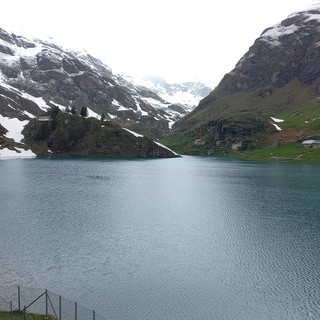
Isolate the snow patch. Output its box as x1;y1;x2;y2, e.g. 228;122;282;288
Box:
0;147;35;159
133;97;148;116
108;113;116;119
20;92;49;111
123;127;179;156
140;97;169;110
168;120;175;129
154;141;179;156
0;80;49;110
87;108;100;119
123;128;143;138
160;91;201;109
112;99;126;110
261;23;298;46
0;115;36;159
49;100;67;111
270;117;284;123
0;115;28;142
270;122;282;131
118;106;129;111
22;110;35;118
303;12;320;23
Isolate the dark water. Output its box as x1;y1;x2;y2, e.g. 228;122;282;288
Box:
0;156;320;319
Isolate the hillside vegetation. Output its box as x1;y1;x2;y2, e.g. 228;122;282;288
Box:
22;108;178;158
162;98;320;163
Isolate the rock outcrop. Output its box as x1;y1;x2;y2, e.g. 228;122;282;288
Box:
22;110;178;158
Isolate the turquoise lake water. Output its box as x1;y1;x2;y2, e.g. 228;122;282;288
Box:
0;156;319;319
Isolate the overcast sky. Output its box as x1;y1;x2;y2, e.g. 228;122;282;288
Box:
0;0;315;86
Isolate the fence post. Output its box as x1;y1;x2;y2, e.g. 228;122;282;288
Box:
59;295;62;320
18;286;21;312
75;302;77;320
10;301;13;320
45;290;48;317
93;310;96;320
23;305;26;320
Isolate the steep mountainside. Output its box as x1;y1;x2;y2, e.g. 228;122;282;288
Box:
0;27;192;142
171;4;320;154
0;27;184;158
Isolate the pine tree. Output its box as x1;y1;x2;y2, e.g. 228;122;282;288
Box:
100;113;105;122
50;106;60;129
71;105;77;115
51;106;60;119
80;106;88;118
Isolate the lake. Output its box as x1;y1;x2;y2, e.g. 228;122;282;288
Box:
0;156;319;319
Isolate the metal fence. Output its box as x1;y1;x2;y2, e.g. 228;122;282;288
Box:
0;286;107;320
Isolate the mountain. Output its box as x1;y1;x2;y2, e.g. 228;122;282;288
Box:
0;27;200;158
0;27;176;137
125;75;212;112
170;4;320;155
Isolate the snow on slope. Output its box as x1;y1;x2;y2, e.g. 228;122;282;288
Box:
0;26;210;146
121;74;211;111
123;127;179;156
261;3;320;47
0;74;50;111
0;115;35;158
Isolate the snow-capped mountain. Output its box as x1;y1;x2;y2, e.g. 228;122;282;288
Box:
0;26;210;156
122;75;212;113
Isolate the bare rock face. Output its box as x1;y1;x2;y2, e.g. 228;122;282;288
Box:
207;117;275;149
37;50;61;70
0;123;8;135
0;44;14;55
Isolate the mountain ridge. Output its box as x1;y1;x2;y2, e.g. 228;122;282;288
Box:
169;4;320;156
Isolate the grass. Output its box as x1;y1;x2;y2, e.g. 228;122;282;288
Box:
162;124;320;163
231;141;320;163
223;100;320;163
276;102;320;130
165;86;320;163
0;311;56;320
159;134;208;155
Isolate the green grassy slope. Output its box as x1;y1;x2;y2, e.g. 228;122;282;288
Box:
230;101;320;163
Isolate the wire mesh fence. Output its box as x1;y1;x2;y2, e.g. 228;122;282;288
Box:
0;286;107;320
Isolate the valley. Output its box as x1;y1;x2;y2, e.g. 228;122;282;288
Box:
2;4;320;162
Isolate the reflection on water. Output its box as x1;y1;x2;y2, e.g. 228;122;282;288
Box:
0;157;319;319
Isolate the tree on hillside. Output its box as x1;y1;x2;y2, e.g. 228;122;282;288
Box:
80;106;88;118
100;113;105;122
71;105;77;115
50;106;60;129
50;106;60;119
